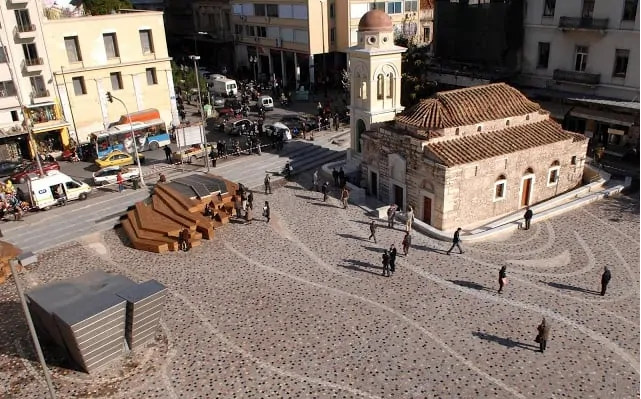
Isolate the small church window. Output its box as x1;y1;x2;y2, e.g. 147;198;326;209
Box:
377;74;384;99
361;81;367;100
477;126;482;132
494;175;507;201
387;74;394;98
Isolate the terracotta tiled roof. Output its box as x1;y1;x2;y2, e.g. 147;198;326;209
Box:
396;83;541;129
425;119;581;167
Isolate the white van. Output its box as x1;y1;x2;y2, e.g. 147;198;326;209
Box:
28;171;91;210
257;95;274;111
211;78;238;96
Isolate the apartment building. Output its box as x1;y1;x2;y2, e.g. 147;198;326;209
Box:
191;1;234;69
42;9;180;144
517;0;639;153
0;0;67;161
229;0;431;89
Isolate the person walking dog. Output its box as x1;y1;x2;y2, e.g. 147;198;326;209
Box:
523;207;533;230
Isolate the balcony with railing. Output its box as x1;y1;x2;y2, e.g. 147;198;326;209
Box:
7;0;28;6
32;89;50;99
21;57;44;73
558;17;609;32
553;69;601;85
13;24;36;40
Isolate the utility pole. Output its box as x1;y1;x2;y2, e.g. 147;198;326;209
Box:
189;55;210;171
105;92;146;187
320;0;328;98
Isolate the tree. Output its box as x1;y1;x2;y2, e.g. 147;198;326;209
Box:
71;0;132;15
341;69;350;93
396;37;437;107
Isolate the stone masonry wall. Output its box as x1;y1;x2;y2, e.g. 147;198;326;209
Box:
439;138;589;230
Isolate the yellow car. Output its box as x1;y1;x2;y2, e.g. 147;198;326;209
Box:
95;150;146;168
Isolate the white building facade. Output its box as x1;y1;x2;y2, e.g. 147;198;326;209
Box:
0;0;60;160
517;0;640;153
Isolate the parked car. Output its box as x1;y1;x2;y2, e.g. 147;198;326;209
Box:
224;99;242;114
280;115;318;131
211;96;225;107
10;161;61;184
0;160;22;178
95;150;146;169
226;119;255;136
264;122;292;141
92;165;141;186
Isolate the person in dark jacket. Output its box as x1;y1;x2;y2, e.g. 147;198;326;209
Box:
382;250;390;277
498;265;507;294
402;232;412;255
523;207;533;230
389;244;397;273
446;228;464;255
321;181;329;202
263;201;270;223
368;220;377;243
536;318;550;353
601;266;612;296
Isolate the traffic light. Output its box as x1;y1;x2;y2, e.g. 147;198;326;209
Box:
106;92;113;103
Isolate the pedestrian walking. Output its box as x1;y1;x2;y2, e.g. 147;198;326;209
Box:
245;205;253;224
601;266;611;296
368;220;377;243
312;170;319;191
264;174;272;194
332;168;339;186
117;171;124;193
402;232;412;255
263;201;271;222
163;145;172;163
498;265;507;294
338;167;345;187
234;195;242;218
341;187;349;209
247;191;254;209
387;204;397;228
389;244;397;273
446;228;465;255
405;206;414;233
535;318;550;353
382;250;391;277
523;206;533;230
321;181;329;202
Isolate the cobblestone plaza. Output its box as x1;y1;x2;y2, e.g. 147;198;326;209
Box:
0;183;639;398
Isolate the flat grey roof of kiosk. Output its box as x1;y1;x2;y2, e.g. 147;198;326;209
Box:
167;174;230;199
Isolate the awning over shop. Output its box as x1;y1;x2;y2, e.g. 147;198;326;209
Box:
537;101;573;120
569;107;637;127
32;120;71;133
0;128;27;139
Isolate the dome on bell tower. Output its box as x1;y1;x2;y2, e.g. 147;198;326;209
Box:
357;9;393;32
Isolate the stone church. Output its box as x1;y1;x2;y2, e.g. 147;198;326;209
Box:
348;10;589;231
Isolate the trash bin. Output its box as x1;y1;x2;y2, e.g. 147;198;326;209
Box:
131;177;140;190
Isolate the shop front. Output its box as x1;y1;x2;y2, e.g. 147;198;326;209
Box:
0;131;30;161
567;106;639;156
24;102;71;159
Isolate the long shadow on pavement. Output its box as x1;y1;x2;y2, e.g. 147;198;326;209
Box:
542;281;600;295
413;244;448;255
472;331;539;351
310;202;336;208
340;258;383;275
337;233;367;241
362;245;384;253
449;279;493;292
295;194;317;201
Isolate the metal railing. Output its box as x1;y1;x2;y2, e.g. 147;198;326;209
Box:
553;69;600;85
32;89;49;98
16;23;36;33
559;16;609;30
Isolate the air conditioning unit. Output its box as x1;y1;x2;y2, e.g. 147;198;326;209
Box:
275;38;282;47
240;15;247;21
254;37;260;42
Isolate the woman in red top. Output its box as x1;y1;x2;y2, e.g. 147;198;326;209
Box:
116;172;124;192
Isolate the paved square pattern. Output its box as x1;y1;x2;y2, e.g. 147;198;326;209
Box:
0;182;639;398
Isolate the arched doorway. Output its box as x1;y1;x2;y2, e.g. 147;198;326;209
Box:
356;119;366;153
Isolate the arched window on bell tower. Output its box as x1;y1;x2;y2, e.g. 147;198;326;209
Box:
386;73;394;99
376;74;384;99
356;74;362;99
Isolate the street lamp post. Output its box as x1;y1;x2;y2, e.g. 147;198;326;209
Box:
105;92;146;187
319;0;328;97
189;55;210;171
249;56;258;82
193;31;208;56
